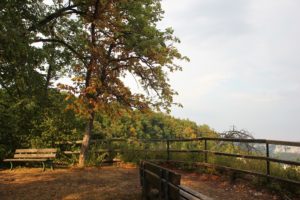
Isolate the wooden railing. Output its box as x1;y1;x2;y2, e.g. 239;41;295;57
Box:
165;137;300;186
57;137;300;185
140;160;213;200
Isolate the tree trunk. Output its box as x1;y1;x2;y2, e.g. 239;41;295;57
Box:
45;64;53;94
78;0;99;168
78;111;95;167
45;27;55;96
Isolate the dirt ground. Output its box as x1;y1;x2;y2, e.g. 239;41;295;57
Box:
0;165;141;200
178;170;298;200
0;165;299;200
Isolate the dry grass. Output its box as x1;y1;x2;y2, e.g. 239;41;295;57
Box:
0;166;141;200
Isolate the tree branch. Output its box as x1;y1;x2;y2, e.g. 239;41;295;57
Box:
110;56;140;63
29;4;84;31
33;38;87;66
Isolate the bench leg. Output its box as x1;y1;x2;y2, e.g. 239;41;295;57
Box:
50;160;54;171
42;162;45;172
10;162;13;170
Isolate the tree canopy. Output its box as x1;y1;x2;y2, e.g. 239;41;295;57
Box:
0;0;189;166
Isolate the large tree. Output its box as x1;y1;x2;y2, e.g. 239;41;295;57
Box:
2;0;187;167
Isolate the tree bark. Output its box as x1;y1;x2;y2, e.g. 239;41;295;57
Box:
78;111;95;167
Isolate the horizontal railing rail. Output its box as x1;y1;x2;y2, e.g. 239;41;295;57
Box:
55;137;300;146
57;137;300;186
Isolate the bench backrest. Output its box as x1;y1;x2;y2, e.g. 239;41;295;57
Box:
14;149;57;159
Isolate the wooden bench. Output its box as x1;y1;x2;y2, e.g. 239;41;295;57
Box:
3;148;57;171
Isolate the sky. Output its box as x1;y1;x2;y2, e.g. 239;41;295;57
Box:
157;0;300;141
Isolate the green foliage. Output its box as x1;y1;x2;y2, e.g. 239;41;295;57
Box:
93;111;216;139
86;144;109;167
29;90;85;148
0;0;85;160
0;89;85;160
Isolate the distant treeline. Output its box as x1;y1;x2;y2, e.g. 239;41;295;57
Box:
0;89;217;160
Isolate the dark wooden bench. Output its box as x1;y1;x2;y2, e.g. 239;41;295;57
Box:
140;160;213;200
3;148;57;171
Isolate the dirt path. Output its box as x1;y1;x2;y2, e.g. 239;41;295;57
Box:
0;166;141;200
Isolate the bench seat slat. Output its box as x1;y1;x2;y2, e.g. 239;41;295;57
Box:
4;159;48;162
14;154;56;159
15;149;57;153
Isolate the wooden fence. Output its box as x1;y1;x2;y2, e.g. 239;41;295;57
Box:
140;160;213;200
165;137;300;186
57;137;300;186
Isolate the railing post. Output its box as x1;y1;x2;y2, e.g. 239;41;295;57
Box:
266;141;270;176
164;171;169;200
108;139;112;162
141;161;147;199
159;168;163;199
167;139;170;161
204;138;208;163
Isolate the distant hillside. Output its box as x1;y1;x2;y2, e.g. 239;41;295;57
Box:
252;144;300;162
272;152;300;162
273;145;300;154
271;146;300;161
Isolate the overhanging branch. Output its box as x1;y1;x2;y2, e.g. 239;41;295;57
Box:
33;38;87;66
29;4;84;31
